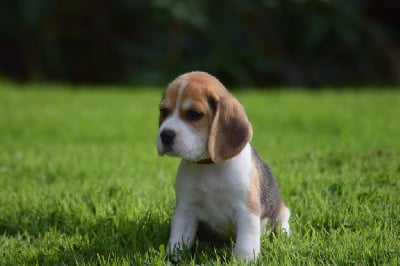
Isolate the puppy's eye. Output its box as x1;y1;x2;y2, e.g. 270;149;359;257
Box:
186;110;204;121
160;108;170;118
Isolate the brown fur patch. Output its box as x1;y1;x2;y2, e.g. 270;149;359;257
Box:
158;82;180;126
278;202;287;219
247;167;261;216
159;71;221;128
179;88;213;132
207;95;252;163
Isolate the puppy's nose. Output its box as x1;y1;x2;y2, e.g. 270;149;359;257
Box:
160;129;176;147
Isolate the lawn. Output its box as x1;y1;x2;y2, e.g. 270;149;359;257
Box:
0;82;399;265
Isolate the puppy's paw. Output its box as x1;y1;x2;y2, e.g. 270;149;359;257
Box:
167;253;182;264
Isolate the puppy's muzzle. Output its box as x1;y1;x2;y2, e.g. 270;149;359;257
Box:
160;129;176;149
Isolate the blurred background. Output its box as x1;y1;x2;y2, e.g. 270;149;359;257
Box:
0;0;399;88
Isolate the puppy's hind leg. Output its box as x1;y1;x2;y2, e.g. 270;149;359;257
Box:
277;203;291;236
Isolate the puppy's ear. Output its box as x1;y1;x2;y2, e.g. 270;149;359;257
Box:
208;94;253;163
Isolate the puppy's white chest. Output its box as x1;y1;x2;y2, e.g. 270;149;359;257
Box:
175;145;253;235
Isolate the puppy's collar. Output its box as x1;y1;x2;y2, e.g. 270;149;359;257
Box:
194;158;215;164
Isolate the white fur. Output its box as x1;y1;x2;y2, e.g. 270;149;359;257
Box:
278;207;291;235
167;144;261;260
157;113;207;160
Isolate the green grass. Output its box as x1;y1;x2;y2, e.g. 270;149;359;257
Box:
0;82;399;265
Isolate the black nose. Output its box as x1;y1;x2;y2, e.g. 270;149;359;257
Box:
160;129;176;147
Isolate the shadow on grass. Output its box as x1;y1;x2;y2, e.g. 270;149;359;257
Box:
1;207;241;264
66;212;171;264
0;209;172;264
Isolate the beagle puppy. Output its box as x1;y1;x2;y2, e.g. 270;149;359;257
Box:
157;71;290;261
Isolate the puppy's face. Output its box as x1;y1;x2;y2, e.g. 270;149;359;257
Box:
157;76;215;161
157;71;252;163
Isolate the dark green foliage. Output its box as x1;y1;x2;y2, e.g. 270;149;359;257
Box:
0;0;399;86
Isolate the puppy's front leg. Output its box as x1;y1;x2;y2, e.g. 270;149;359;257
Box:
234;211;261;261
167;205;198;260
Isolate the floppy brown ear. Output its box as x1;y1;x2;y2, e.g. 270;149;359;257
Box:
208;94;253;163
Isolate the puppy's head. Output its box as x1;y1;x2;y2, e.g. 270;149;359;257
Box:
157;71;252;163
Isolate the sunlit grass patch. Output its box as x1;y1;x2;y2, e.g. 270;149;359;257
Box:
1;84;399;264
